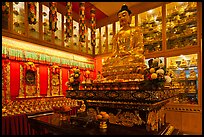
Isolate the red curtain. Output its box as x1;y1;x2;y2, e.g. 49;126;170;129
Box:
10;61;20;100
39;65;48;96
62;68;68;96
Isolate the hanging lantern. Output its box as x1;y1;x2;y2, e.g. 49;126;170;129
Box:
49;2;58;32
2;2;9;15
90;8;96;47
79;2;86;42
28;2;37;25
66;2;73;38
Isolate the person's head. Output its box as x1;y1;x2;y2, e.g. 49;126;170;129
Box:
117;4;132;27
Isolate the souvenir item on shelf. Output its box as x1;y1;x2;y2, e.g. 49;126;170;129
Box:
188;69;197;80
178;70;186;80
189;56;197;67
169;60;178;69
188;82;196;93
179;59;188;68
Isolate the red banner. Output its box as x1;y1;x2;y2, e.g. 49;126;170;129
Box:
39;65;48;96
62;68;68;96
10;61;20;100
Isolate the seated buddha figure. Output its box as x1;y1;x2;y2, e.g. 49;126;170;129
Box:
102;4;146;81
180;59;188;68
189;56;197;67
169;60;177;69
179;70;186;80
188;69;197;80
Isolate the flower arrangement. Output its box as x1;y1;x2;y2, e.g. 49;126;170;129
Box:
66;68;81;90
143;58;172;90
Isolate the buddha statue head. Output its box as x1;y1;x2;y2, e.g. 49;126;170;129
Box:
117;4;132;28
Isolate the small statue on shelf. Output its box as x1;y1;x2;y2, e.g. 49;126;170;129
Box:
188;69;197;80
189;56;197;67
180;59;188;68
169;60;178;69
188;82;196;93
179;70;186;80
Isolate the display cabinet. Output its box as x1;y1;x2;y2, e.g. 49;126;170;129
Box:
166;2;197;50
28;2;39;39
13;2;26;35
42;4;52;42
166;54;198;104
54;12;62;46
138;6;162;53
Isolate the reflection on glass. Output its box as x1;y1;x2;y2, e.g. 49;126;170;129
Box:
166;54;198;104
28;2;39;39
115;21;120;33
42;5;51;42
138;6;162;53
87;28;92;55
101;26;106;54
130;15;135;27
166;2;197;49
107;24;113;52
95;28;100;55
13;2;25;35
73;20;79;50
54;12;62;46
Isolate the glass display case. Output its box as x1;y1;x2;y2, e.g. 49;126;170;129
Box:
28;2;39;39
87;28;92;55
138;7;162;53
107;23;113;53
13;2;26;35
64;15;72;48
42;5;52;42
54;12;62;46
101;26;106;54
95;28;100;55
166;2;197;49
73;20;79;51
166;54;198;104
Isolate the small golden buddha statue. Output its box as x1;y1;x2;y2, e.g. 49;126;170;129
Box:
169;60;178;69
102;4;146;81
179;70;186;80
189;56;197;67
180;59;188;68
188;69;197;80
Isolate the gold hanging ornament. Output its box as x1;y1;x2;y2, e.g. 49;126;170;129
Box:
66;2;73;38
79;2;86;42
49;2;58;32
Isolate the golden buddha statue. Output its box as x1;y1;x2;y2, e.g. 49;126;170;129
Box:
189;56;197;67
180;59;188;68
179;70;186;80
188;69;197;80
102;4;146;81
169;60;177;69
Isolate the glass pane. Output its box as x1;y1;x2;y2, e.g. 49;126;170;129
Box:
166;53;198;104
54;12;62;45
107;23;113;52
166;2;197;49
101;26;106;54
64;15;72;48
2;2;9;30
87;28;92;55
130;15;135;27
42;5;52;42
73;20;79;50
28;2;39;39
115;21;120;33
13;2;25;35
138;6;162;53
95;28;100;55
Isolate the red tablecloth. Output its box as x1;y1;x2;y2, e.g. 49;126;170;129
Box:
2;107;79;135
